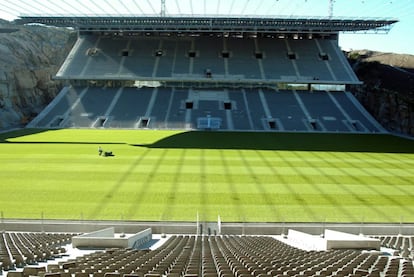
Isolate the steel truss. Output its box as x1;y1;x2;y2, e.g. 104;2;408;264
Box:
16;15;398;34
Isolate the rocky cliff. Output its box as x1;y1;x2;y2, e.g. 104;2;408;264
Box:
349;51;414;136
0;20;75;129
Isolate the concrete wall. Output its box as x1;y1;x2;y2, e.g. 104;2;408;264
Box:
286;229;381;251
287;229;326;250
324;229;380;250
2;219;414;236
72;227;152;249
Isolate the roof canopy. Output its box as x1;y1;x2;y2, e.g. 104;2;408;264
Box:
16;15;398;34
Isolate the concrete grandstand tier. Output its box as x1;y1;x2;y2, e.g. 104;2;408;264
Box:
4;234;412;277
55;34;361;85
29;86;385;133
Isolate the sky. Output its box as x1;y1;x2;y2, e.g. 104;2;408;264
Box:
0;0;413;55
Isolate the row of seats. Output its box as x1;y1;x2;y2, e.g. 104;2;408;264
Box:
30;86;383;133
378;235;414;250
0;232;76;271
58;35;358;84
7;235;414;277
372;235;414;259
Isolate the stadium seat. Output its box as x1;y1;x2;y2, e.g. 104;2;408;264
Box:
6;272;23;277
22;266;46;277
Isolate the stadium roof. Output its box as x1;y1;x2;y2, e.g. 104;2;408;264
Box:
16;15;397;34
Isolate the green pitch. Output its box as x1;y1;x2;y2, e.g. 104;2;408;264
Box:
1;129;414;223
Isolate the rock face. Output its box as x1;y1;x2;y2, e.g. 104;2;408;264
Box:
349;51;414;137
353;86;414;136
0;21;75;129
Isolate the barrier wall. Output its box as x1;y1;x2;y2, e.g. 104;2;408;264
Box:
72;227;152;249
2;220;414;236
324;229;381;250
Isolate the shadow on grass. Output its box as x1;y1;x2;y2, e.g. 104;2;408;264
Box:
136;131;414;153
2;129;414;153
0;128;121;145
0;128;49;142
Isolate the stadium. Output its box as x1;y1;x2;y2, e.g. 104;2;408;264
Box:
1;0;414;276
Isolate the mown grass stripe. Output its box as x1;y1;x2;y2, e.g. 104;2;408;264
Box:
1;129;414;222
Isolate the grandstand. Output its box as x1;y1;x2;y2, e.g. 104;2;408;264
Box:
1;230;414;277
3;3;414;277
22;15;394;133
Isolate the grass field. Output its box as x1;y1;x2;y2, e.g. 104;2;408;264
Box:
1;128;414;223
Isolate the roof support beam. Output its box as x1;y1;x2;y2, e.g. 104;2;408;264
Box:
15;0;45;15
189;0;194;15
228;0;236;15
56;0;88;16
0;3;24;17
174;0;181;14
35;0;66;14
15;15;398;35
131;0;146;15
73;0;107;15
103;0;121;15
118;1;136;16
145;0;157;15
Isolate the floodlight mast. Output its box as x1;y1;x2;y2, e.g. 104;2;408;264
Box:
161;0;166;16
329;0;335;18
